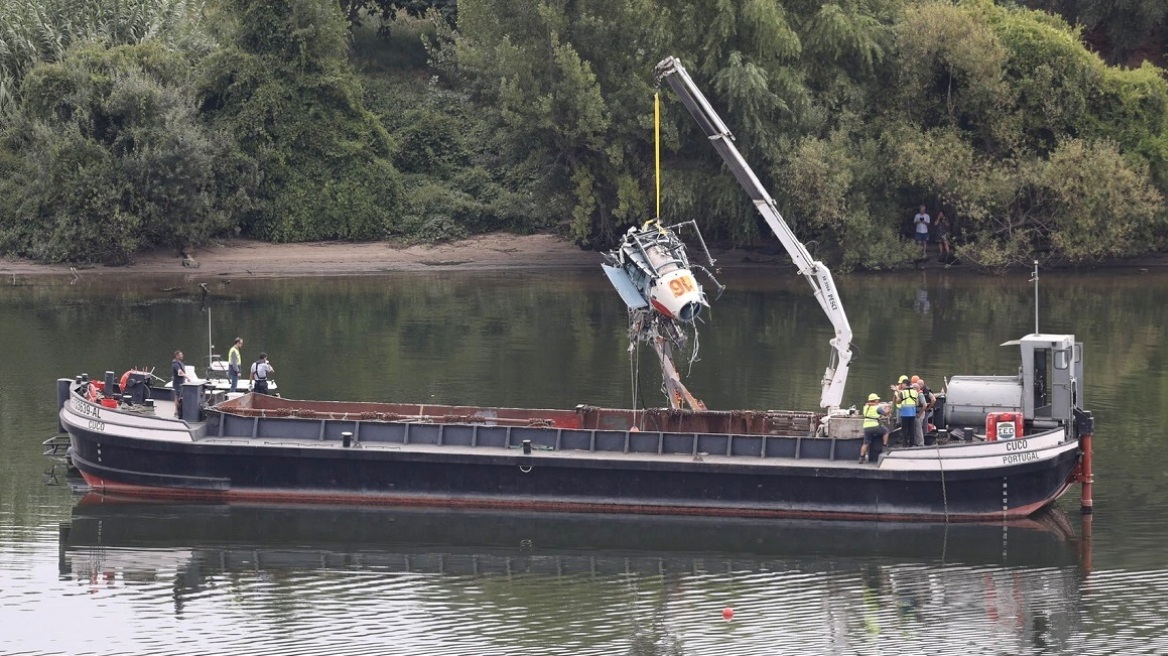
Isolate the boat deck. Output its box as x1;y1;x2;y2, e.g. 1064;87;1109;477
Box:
103;393;1069;474
60;382;1085;520
190;431;884;470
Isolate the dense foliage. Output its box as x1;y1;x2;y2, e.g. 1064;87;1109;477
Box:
199;0;403;242
338;0;457;28
15;48;255;262
0;0;1166;268
429;0;1168;268
0;0;214;115
1020;0;1167;67
0;4;238;263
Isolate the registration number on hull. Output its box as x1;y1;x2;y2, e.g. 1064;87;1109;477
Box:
72;397;101;419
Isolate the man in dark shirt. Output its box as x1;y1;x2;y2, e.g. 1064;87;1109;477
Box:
250;352;274;395
172;350;185;417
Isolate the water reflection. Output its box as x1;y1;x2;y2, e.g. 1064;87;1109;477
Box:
5;269;1168;655
56;499;1088;656
914;272;931;314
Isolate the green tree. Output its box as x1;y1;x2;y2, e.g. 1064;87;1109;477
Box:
0;42;252;264
1036;138;1163;262
1019;0;1168;66
0;0;212;116
200;0;403;241
436;0;666;245
339;0;456;28
879;1;1168;265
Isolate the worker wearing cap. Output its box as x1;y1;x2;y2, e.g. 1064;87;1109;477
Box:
895;376;921;447
859;393;890;463
893;374;909;402
890;375;908;445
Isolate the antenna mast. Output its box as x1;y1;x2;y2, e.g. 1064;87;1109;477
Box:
207;306;214;369
1029;260;1039;334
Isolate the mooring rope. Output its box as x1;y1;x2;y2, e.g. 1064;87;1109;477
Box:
936;440;949;522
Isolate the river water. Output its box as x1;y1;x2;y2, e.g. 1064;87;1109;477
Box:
1;266;1165;655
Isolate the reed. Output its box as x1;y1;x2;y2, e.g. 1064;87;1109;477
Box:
0;0;210;114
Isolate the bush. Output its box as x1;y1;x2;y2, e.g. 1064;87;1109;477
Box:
0;42;249;264
955;231;1033;273
394;107;469;175
200;0;403;242
1039;138;1164;261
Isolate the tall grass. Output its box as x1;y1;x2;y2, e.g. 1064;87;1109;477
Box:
0;0;212;114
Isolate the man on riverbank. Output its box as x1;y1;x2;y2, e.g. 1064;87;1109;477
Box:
913;205;931;257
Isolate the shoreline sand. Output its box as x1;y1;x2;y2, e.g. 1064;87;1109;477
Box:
0;234;607;278
2;232;1164;278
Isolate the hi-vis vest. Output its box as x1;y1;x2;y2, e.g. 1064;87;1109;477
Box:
863;403;882;428
897;388;918;410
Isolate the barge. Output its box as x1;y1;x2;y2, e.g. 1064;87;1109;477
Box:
55;332;1092;521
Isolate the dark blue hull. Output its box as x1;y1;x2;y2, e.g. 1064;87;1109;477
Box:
66;420;1081;521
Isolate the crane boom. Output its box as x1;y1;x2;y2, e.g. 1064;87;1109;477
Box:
653;56;854;412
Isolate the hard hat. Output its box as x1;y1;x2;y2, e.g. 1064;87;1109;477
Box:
911;375;921;384
898;375;908;384
868;393;880;401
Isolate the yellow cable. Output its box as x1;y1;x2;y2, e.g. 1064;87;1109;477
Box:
655;91;661;222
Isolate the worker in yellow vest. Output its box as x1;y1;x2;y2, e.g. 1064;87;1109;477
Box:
860;393;891;464
227;337;244;393
896;378;921;446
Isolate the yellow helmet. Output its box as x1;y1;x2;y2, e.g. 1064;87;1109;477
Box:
897;375;908;384
868;393;880;401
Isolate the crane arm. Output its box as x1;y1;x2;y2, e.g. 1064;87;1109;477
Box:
653;56;854;411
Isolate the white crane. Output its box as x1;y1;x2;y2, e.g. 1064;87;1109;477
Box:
654;56;854;412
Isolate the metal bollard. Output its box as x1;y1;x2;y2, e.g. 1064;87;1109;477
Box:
56;378;72;433
180;382;202;422
519;439;533;473
342;431;352;448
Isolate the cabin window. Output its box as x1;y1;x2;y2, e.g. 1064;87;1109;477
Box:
1032;347;1051;415
1054;347;1071;370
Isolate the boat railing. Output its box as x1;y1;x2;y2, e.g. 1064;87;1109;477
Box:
209;407;862;463
42;434;71;458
